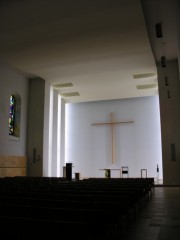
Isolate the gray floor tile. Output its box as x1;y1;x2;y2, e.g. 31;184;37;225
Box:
124;187;180;240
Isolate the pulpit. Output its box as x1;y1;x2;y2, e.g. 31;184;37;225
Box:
66;163;73;181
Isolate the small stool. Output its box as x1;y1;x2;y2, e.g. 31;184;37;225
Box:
74;172;80;181
122;166;129;178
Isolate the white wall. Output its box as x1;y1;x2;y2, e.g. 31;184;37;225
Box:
50;90;66;177
43;82;53;176
65;96;162;180
0;61;28;156
43;83;66;177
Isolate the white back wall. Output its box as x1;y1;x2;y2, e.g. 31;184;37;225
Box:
65;96;162;180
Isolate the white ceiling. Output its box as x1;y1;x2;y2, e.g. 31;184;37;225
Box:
0;0;178;103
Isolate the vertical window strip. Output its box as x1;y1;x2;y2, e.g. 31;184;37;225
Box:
9;95;16;135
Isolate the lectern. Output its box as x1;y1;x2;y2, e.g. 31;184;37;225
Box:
66;163;73;181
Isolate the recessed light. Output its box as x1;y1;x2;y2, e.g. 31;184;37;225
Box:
133;73;157;79
60;92;80;97
53;83;73;88
136;84;157;89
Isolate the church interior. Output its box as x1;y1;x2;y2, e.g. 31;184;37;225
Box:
0;0;180;239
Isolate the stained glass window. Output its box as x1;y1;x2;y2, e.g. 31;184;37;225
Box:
9;95;16;135
8;93;21;140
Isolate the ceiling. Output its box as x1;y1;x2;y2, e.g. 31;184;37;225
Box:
0;0;179;103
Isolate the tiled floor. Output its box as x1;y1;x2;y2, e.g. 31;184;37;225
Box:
124;186;180;240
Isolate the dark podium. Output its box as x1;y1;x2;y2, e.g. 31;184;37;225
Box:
66;163;73;181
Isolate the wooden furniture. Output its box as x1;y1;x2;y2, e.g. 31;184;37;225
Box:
0;176;155;239
92;112;134;164
99;168;121;178
0;156;27;177
74;172;80;181
121;166;129;178
66;163;73;181
141;169;147;178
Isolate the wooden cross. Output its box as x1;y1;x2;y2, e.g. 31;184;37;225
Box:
91;112;134;164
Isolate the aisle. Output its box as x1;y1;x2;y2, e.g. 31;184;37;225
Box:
124;187;180;240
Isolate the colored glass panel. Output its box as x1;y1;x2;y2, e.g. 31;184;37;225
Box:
9;95;16;135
